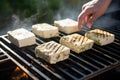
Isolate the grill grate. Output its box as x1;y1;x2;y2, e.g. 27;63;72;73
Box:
0;48;10;64
0;28;120;80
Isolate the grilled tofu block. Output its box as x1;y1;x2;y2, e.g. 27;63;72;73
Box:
7;28;36;47
85;29;115;46
32;23;59;38
54;18;78;34
60;34;94;53
35;41;70;64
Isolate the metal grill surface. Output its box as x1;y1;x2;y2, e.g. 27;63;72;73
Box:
0;28;120;80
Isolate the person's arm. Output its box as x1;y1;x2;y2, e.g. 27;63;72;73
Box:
78;0;112;30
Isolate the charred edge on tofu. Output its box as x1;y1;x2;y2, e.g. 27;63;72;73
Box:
92;29;112;39
67;35;89;45
44;42;65;54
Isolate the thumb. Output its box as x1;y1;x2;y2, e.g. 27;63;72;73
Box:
86;14;98;28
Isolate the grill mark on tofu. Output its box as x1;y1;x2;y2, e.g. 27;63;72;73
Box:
41;42;63;55
83;37;88;44
81;37;84;45
76;35;81;42
104;31;109;37
79;36;84;45
64;34;89;46
100;30;105;38
81;37;88;45
56;45;65;54
46;42;54;49
49;42;65;54
93;29;113;38
103;31;106;37
94;29;104;38
50;43;58;52
54;45;63;53
71;35;88;45
44;42;50;49
52;43;61;53
106;31;112;36
97;29;101;37
70;35;81;43
106;32;109;36
46;42;65;54
69;36;74;42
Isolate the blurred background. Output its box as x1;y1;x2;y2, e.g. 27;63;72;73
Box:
0;0;90;35
0;0;120;35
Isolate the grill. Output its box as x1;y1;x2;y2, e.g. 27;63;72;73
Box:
0;48;10;64
0;26;120;80
0;47;16;80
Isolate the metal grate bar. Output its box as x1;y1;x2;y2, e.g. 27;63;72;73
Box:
68;58;91;75
24;48;66;80
1;37;68;80
0;45;39;80
27;44;89;77
92;48;117;63
70;53;99;71
81;54;106;68
85;50;111;66
0;38;50;80
0;48;10;63
93;45;120;60
54;64;78;80
58;62;83;78
0;28;120;80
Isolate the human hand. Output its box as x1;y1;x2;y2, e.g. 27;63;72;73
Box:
78;0;112;30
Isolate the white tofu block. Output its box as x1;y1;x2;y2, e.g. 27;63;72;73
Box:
54;18;78;34
35;41;70;64
7;28;36;47
60;34;94;53
32;23;59;38
85;29;115;46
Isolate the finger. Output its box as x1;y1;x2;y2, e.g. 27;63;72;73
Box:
78;14;84;30
78;7;93;30
84;15;89;24
86;14;98;28
77;18;83;30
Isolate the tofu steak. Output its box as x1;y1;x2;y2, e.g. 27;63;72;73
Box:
85;29;115;46
60;34;94;53
35;41;70;64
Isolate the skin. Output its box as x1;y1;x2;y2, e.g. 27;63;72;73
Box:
78;0;112;30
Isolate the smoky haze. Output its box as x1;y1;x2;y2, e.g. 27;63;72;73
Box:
0;0;119;35
54;0;89;20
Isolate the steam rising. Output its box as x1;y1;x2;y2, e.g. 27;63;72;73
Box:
0;13;39;35
0;0;119;35
54;0;120;30
54;0;89;20
11;13;38;30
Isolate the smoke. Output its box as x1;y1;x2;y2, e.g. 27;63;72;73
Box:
11;13;38;30
0;12;40;35
0;0;119;35
54;0;89;20
3;0;88;34
54;0;120;30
